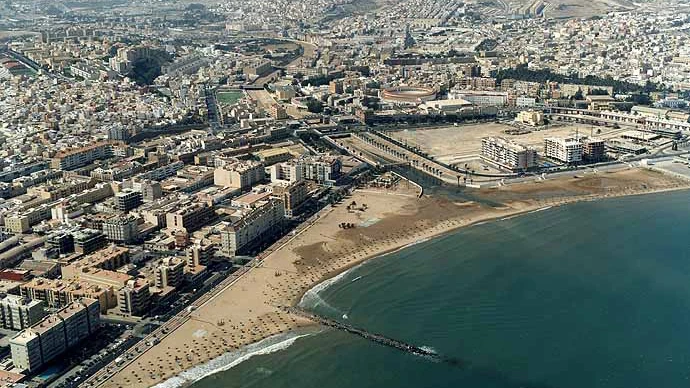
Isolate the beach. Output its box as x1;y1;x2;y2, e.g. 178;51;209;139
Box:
103;166;690;388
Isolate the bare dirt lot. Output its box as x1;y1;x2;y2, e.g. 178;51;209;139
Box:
389;122;625;167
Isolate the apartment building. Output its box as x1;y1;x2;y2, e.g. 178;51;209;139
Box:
118;279;150;316
166;202;216;233
300;156;342;184
516;110;545;126
46;233;74;255
102;215;140;244
115;189;143;212
213;161;265;189
27;177;95;201
448;90;508;106
19;278;113;313
0;295;47;331
220;200;285;256
270;162;302;183
481;137;538;171
544;137;584;164
50;142;114;171
154;257;185;289
73;229;107;255
271;180;308;217
4;204;53;234
138;161;185;181
582;138;606;162
10;298;100;373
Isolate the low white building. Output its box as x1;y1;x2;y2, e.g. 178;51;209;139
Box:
448;90;508;107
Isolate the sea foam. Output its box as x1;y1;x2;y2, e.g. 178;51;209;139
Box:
298;261;365;310
299;237;433;310
152;331;311;388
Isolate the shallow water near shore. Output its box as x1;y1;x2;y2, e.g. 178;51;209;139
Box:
189;189;690;388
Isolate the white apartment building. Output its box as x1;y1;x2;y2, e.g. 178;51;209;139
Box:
448;90;509;107
270;162;302;183
155;257;185;289
0;295;46;331
544;137;584;164
220;200;285;256
481;137;538;171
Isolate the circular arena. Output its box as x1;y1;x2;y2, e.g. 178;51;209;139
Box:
381;86;437;104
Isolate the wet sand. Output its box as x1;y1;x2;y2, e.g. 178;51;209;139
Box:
103;167;690;388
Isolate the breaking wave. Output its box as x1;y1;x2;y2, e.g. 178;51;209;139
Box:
151;331;311;388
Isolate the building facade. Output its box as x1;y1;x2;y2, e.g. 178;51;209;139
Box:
220;200;285;256
0;295;47;331
544;137;584;164
481;137;538;171
102;216;139;244
10;299;100;373
213;161;265;189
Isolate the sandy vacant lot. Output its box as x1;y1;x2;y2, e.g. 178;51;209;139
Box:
390;123;625;166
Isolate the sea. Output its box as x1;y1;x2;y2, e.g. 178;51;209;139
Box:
172;189;690;388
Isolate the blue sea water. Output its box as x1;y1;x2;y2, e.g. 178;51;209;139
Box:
190;190;690;388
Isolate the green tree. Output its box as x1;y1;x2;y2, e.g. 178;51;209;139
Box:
306;99;323;113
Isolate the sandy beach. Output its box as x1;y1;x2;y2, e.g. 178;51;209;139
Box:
103;167;690;388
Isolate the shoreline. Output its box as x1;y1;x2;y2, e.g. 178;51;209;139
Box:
104;167;690;388
178;183;690;388
291;182;690;310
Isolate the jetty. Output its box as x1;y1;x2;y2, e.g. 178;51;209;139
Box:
286;307;443;361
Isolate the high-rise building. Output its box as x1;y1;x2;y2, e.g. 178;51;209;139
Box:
107;126;132;142
481;137;538;171
582;138;605;162
220;200;285;256
187;243;214;267
544;137;584;164
269;104;288;120
118;279;150;316
155;257;185;289
115;189;143;212
10;299;100;373
46;233;74;255
102;215;139;244
165;202;216;233
271;180;308;217
0;295;47;331
300;156;341;185
141;181;163;202
329;80;344;94
9;329;41;372
73;229;107;255
270;162;302;183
